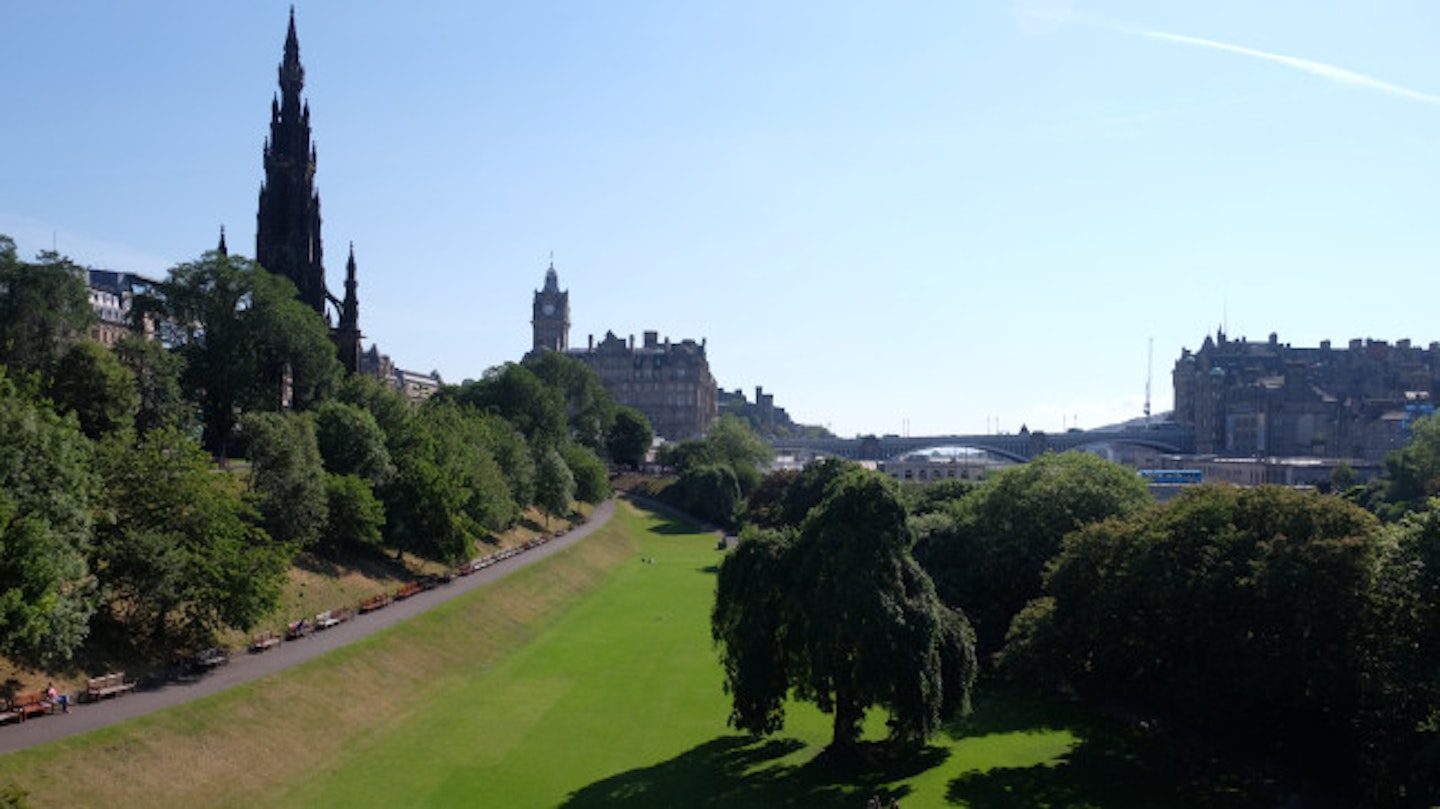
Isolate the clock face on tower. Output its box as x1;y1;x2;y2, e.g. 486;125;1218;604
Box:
542;303;555;316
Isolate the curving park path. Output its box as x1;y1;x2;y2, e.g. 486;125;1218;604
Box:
0;498;617;755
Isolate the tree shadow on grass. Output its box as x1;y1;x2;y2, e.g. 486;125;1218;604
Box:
650;516;705;536
560;735;949;808
944;705;1277;809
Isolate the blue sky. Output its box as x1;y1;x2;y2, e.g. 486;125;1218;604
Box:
4;1;1439;438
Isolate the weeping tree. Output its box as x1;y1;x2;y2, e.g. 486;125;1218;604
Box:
713;467;976;754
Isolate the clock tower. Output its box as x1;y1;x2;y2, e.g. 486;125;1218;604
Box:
531;261;569;354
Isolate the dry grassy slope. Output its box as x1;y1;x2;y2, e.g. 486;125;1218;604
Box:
0;501;636;809
0;504;592;699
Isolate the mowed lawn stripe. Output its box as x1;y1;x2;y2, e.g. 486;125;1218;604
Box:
275;503;748;807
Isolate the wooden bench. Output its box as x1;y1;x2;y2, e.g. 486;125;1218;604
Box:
393;581;423;600
314;607;353;630
250;630;281;653
285;618;310;640
11;693;50;722
85;673;135;702
359;593;390;613
193;647;229;671
0;699;21;725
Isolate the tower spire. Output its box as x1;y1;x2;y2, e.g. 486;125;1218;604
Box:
256;6;326;315
280;6;304;98
217;225;228;257
334;242;362;374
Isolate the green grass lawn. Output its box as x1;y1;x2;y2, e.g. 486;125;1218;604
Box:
0;501;1273;808
271;503;1199;809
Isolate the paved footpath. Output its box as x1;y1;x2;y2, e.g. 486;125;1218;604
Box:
0;498;617;755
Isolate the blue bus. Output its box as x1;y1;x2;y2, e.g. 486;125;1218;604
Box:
1138;469;1202;485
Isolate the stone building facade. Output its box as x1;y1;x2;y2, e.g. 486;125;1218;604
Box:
1173;329;1439;462
529;265;718;441
86;270;157;347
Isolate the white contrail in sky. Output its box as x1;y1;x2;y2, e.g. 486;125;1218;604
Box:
1128;27;1440;106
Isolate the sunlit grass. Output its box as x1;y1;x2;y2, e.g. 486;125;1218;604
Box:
0;500;1257;808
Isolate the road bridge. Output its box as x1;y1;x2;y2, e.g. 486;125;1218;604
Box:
771;423;1195;463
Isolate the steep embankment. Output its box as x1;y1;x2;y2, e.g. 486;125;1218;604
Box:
0;503;636;808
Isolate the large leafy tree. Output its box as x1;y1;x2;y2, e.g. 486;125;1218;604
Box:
337;372;415;454
535;447;576;527
144;251;341;457
314;400;394;486
914;451;1152;657
0;238;96;376
698;414;774;496
523;350;616;449
240;411;329;548
1003;484;1381;795
46;340;139;440
673;464;744;527
1383;413;1440;516
113;333;192;435
713;467;976;752
324;473;386;552
94;427;289;648
1366;503;1440;802
448;363;566;452
606;405;653;467
560;442;610;504
0;371;99;664
383;402;517;561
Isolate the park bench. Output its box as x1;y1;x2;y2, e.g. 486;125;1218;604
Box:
393;581;423;600
285;618;311;640
250;630;281;653
84;673;135;702
0;698;20;725
193;647;230;671
359;593;390;613
417;572;451;590
10;693;51;721
314;608;352;630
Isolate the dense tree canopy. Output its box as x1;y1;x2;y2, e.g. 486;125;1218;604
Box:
383;402;518;562
113;333;191;435
606;405;653;467
47;340;138;440
660;414;774;527
0;372;99;663
560;442;610;505
323;473;386;552
143;251;341;457
240;412;329;548
913;451;1152;657
95;427;290;648
0;237;646;675
449;363;566;452
713;466;975;751
1002;484;1383;796
523;351;616;449
1383;413;1440;516
1367;503;1440;802
0;240;96;377
535;448;576;527
314;400;394;486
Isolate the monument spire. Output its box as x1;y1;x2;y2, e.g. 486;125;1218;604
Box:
334;243;363;374
256;6;326;315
